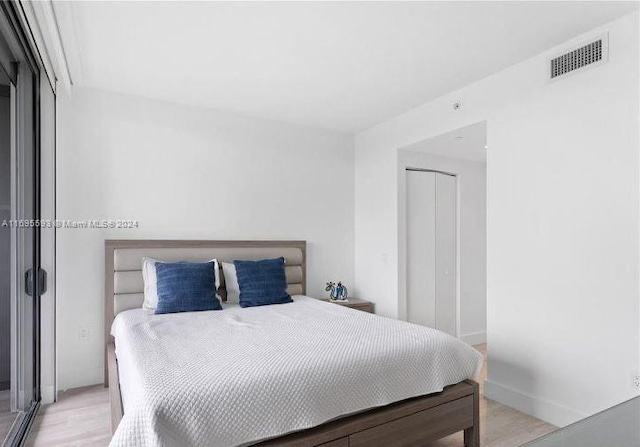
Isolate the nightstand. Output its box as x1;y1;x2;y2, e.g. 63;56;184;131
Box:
320;297;374;313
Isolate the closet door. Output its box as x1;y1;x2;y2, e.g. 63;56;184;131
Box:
435;173;457;336
406;170;436;327
406;170;457;336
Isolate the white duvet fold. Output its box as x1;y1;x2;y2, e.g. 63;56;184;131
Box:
110;295;483;447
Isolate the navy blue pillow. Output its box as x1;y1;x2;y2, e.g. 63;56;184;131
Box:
234;257;293;308
155;261;222;314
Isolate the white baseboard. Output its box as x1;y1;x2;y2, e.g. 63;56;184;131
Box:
460;331;486;346
484;379;586;427
57;366;104;392
41;385;55;404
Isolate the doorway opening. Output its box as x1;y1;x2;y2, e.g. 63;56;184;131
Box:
398;121;487;345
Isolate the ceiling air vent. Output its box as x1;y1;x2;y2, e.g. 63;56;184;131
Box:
549;33;608;81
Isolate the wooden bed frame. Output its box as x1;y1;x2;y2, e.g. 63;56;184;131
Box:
104;239;480;447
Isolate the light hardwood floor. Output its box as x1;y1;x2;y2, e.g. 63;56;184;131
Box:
26;344;557;447
26;385;110;447
425;344;557;447
1;389;20;445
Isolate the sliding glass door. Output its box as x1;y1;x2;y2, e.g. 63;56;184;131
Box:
12;53;41;443
0;2;43;445
0;58;14;445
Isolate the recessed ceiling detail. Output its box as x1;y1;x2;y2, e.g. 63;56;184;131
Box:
402;121;488;163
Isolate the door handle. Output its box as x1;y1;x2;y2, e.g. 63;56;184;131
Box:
25;268;47;297
25;269;33;296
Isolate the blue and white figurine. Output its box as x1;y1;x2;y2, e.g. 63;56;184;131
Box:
325;281;349;302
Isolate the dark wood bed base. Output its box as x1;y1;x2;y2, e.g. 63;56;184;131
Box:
105;240;480;446
107;342;479;446
255;379;479;447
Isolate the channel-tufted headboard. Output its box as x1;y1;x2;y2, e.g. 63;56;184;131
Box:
104;239;306;383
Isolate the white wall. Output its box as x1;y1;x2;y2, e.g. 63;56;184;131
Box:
398;150;486;344
40;73;56;403
354;12;639;426
57;87;355;390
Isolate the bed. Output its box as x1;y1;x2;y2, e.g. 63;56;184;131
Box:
105;239;483;447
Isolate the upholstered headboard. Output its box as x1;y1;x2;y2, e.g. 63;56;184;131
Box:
104;239;306;383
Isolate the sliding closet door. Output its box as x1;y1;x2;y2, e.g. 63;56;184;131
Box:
406;171;437;327
434;173;457;336
406;169;457;336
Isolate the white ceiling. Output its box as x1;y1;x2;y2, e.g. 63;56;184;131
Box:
55;1;638;133
403;121;487;162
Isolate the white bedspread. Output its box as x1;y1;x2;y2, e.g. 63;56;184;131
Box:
110;295;483;447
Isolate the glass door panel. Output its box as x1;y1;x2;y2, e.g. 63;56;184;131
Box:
14;57;38;415
0;59;14;446
0;2;42;445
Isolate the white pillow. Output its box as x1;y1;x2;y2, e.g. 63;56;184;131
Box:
221;261;240;304
142;257;160;310
142;257;220;310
